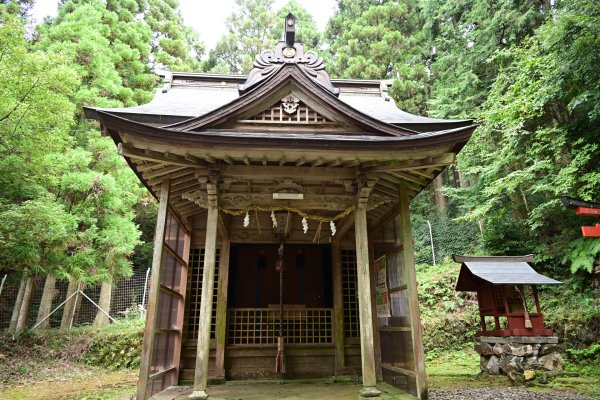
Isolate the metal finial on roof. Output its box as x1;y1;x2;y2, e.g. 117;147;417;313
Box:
284;13;296;46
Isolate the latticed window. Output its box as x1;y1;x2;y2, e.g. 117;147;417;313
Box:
239;100;333;124
184;248;220;340
341;249;359;338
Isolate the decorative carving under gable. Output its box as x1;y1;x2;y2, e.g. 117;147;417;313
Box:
238;41;340;96
281;95;300;114
239;98;333;124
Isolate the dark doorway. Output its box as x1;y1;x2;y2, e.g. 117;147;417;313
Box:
228;244;332;308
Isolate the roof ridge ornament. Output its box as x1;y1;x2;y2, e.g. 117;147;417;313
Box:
238;14;340;97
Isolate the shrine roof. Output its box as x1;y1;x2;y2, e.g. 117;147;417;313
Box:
453;255;561;291
84;71;471;132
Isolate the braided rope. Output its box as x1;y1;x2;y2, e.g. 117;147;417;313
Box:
220;204;356;223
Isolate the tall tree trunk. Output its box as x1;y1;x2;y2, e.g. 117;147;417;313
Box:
60;280;80;329
432;174;447;215
457;170;470;189
9;274;27;332
15;275;35;331
36;275;57;328
93;277;113;327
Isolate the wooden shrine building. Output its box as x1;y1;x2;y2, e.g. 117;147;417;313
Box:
454;255;561;337
85;15;477;400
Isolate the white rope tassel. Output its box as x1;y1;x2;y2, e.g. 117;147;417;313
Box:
330;220;336;236
271;211;278;228
243;211;250;228
302;217;308;234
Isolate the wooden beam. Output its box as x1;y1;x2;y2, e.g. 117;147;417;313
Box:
220;165;355;181
312;158;325;167
137;179;170;400
136;162;163;172
244;156;251;165
388;171;428;186
204;155;216;164
295;157;306;166
190;183;219;400
182;192;355;211
367;154;455;173
217;212;229;239
223;155;234;165
119;143;202;167
143;165;187;180
148;168;197;186
398;184;428;399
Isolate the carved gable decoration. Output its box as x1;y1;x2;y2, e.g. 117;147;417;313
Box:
238;39;339;96
238;95;334;125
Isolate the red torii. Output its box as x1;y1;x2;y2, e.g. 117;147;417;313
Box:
561;196;600;237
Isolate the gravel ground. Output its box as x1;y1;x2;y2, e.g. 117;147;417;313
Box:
430;387;592;400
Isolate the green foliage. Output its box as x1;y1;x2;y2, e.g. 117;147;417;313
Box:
209;0;279;74
145;0;205;71
209;0;321;74
326;0;428;114
416;260;480;351
81;322;144;370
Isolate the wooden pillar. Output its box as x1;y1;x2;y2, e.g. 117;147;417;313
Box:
331;242;345;373
398;185;427;399
214;233;230;379
190;183;219;400
137;179;170;400
36;274;57;328
354;187;381;398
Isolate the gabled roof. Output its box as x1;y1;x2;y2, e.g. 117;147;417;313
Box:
453;255;561;291
84;71;473;133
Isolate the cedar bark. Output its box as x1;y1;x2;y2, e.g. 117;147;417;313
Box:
9;274;27;332
432;174;447;215
15;275;35;331
60;280;79;329
36;274;57;328
93;277;113;327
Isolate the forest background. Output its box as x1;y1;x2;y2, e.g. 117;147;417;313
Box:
0;0;598;360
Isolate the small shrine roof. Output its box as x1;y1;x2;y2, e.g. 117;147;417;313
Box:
453;255;561;291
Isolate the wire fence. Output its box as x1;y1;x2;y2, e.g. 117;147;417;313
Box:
0;268;150;330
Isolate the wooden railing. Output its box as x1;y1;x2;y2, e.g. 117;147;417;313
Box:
228;308;333;345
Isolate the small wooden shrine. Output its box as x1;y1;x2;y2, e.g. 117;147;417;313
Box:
454;255;561;337
84;15;477;400
561;196;600;237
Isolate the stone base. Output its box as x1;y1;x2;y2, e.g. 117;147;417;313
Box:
188;390;209;400
474;336;564;384
359;386;382;398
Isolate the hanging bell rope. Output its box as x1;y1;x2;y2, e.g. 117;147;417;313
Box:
275;240;286;374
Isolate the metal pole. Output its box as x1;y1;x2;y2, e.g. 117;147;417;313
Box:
427;220;436;266
79;290;117;324
32;290;79;330
141;268;150;314
0;274;6;298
